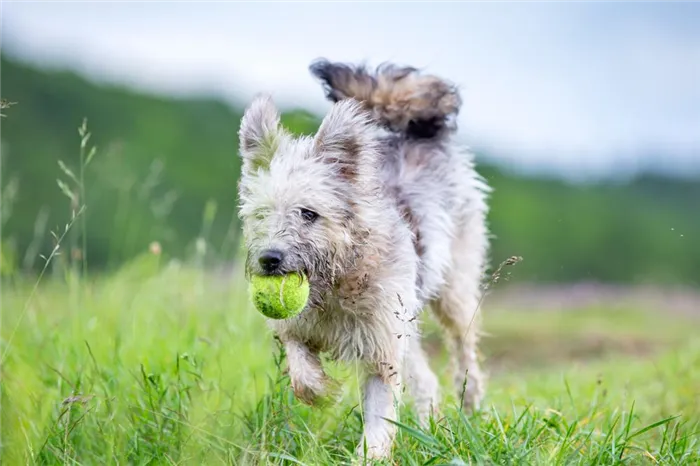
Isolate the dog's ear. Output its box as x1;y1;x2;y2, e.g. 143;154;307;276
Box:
239;94;283;172
313;99;375;181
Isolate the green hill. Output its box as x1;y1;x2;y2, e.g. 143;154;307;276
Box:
1;56;698;285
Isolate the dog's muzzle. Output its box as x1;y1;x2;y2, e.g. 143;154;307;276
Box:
258;249;284;274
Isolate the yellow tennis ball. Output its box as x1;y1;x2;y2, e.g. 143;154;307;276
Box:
249;273;310;319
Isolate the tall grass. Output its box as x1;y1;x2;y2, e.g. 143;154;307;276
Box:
3;265;698;464
1;118;699;465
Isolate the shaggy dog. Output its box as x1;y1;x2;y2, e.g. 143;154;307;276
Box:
237;58;490;459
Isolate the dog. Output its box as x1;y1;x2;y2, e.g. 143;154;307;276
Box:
237;58;491;459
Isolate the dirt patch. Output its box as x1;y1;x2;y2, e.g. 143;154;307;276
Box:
482;282;700;317
422;332;664;374
484;334;659;372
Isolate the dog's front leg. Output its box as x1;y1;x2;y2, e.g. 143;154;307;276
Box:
356;352;404;460
356;373;400;459
284;339;330;405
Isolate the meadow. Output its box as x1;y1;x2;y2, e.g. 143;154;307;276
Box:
1;56;699;465
2;252;698;465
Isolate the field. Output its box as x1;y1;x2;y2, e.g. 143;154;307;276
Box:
2;18;700;465
1;255;698;465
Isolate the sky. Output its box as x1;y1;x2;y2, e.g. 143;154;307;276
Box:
2;1;700;180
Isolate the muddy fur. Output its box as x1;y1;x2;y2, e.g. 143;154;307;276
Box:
237;58;490;460
309;58;462;139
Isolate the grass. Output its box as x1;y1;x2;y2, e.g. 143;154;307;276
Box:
1;255;698;465
1;118;698;464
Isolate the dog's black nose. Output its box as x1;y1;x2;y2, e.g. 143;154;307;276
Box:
258;249;284;273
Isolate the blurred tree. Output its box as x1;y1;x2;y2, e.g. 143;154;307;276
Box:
1;56;698;286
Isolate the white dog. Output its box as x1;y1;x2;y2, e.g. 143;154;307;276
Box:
237;58;490;459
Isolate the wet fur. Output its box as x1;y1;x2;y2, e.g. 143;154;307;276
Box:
237;59;490;460
309;58;462;139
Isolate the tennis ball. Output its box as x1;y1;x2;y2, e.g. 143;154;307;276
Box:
249;273;310;319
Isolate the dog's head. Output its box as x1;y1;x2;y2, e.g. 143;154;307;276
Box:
237;95;379;293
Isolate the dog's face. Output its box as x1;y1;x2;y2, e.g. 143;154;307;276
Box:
237;95;377;291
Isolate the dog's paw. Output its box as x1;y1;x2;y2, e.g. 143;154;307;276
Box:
355;438;392;462
292;382;324;406
416;403;442;430
291;375;340;407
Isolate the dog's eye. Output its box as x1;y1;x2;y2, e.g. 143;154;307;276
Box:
300;208;319;223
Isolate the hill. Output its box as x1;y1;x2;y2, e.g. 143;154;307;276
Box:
1;56;698;285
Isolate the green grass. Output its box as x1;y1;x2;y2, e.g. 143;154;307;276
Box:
2;255;698;465
3;77;698;466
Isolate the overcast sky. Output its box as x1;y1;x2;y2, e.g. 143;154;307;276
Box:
3;1;699;180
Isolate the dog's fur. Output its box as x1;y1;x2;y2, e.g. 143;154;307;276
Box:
237;58;490;459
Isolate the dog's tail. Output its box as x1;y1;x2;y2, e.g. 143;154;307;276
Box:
309;58;462;140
